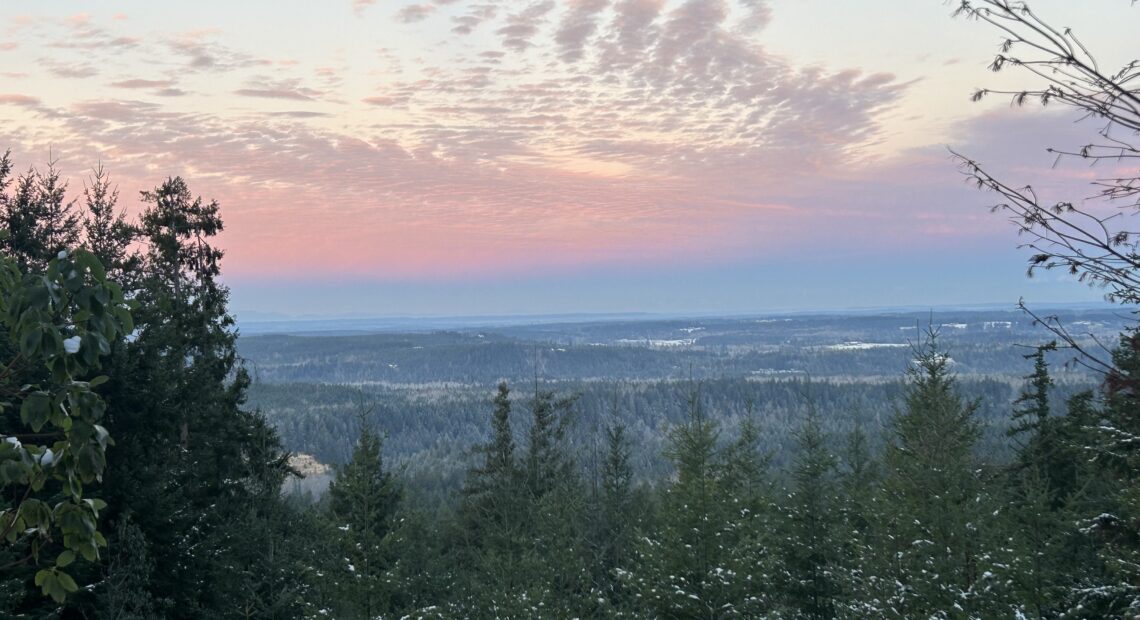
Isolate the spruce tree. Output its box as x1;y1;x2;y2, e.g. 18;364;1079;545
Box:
879;330;1002;617
780;405;843;619
835;421;887;619
326;410;402;618
455;383;527;612
599;422;633;575
628;389;774;618
89;177;294;618
0;157;82;273
80;165;138;285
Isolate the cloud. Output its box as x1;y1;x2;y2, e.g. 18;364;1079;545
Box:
397;4;436;23
0;42;17;51
0;93;40;107
109;79;177;89
497;1;555;51
0;0;913;282
736;0;771;33
555;0;609;63
235;77;323;101
352;0;378;15
452;3;498;35
41;58;98;78
235;88;317;101
47;13;140;50
362;95;405;106
268;111;332;118
166;29;268;72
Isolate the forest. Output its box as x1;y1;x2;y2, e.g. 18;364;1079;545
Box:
2;0;1140;618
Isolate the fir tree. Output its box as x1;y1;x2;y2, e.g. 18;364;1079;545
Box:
326;409;402;619
81;165;138;285
88;177;295;618
879;329;1001;617
780;405;842;619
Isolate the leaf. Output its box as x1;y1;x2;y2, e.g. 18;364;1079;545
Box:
75;250;106;281
56;550;75;568
20;392;51;432
56;571;78;593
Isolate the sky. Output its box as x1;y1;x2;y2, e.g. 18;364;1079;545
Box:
0;0;1137;317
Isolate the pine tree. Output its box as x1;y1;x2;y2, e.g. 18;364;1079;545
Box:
326;409;402;618
599;422;633;574
627;388;774;618
1059;329;1140;616
455;383;527;612
459;382;521;548
879;329;1002;617
524;386;576;501
780;405;842;619
36;159;81;263
835;421;887;619
81;165;138;285
0;156;82;273
88;177;295;618
1009;342;1056;447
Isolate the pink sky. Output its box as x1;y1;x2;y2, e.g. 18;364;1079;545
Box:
0;1;1135;314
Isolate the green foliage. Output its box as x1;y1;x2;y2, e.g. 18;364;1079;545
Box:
780;405;843;619
0;154;82;274
325;409;403;618
625;388;777;618
0;246;131;603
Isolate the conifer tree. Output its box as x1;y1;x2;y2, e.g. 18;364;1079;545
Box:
628;389;774;618
459;382;521;547
879;329;1002;616
524;386;576;501
1057;330;1140;616
0;156;82;273
80;165;138;285
780;405;842;619
599;422;633;576
1009;342;1056;447
326;409;402;618
89;177;294;618
455;383;527;612
835;421;887;619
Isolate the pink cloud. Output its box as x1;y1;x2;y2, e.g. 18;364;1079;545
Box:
0;93;40;107
41;60;98;79
362;95;404;106
497;1;555;51
397;4;436;23
235;88;318;101
555;0;609;62
352;0;378;15
109;79;176;89
0;0;920;283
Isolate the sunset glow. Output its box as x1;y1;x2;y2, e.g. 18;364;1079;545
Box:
2;0;1135;315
